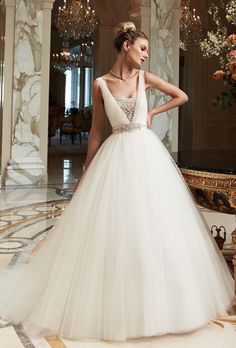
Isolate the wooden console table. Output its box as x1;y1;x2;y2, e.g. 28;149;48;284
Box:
172;149;236;307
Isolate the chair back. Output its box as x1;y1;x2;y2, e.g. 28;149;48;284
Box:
73;110;83;129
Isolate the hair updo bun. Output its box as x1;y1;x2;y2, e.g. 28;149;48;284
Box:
114;22;136;37
113;21;148;52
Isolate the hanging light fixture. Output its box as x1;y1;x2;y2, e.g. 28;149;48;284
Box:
52;41;94;73
52;0;98;73
56;0;99;42
179;0;201;50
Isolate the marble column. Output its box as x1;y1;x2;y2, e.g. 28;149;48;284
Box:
150;0;180;151
1;0;15;187
2;0;54;186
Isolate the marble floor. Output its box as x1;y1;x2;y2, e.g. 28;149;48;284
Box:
47;133;87;185
0;137;236;347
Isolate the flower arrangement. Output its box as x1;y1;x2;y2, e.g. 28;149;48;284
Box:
199;1;236;110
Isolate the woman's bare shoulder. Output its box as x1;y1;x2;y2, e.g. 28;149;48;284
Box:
144;71;159;81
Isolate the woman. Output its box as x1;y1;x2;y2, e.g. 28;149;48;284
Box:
74;23;188;190
0;22;234;342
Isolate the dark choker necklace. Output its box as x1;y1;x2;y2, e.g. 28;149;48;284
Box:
110;70;137;81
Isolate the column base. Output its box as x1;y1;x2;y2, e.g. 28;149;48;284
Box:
4;158;46;186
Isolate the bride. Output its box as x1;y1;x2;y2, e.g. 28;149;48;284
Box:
0;21;234;342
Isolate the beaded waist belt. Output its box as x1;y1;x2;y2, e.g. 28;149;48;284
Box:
112;123;147;134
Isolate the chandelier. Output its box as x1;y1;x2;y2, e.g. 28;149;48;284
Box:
179;0;201;50
52;42;94;73
56;0;99;42
52;0;98;73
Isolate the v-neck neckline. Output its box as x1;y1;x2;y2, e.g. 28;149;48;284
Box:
100;70;141;123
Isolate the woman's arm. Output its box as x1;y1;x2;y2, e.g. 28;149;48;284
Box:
145;71;188;126
73;80;107;191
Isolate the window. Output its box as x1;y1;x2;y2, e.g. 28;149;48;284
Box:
65;67;93;110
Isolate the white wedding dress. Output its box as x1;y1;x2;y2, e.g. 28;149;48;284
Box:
0;70;234;342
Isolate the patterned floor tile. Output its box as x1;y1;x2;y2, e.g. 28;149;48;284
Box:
0;326;25;348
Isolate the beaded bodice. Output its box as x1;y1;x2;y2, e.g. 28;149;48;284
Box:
114;96;136;122
97;70;148;134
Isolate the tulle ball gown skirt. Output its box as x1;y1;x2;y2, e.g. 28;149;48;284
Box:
0;127;234;342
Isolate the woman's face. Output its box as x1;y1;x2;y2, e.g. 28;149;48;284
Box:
124;37;149;68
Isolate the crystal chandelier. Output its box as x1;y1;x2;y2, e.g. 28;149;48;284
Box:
52;0;98;73
179;0;201;50
52;41;94;73
56;0;99;42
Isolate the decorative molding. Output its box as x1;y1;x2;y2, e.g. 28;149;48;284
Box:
181;168;236;215
181;169;236;190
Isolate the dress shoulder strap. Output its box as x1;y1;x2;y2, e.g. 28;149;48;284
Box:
96;77;107;96
139;70;145;91
96;76;103;86
140;70;145;82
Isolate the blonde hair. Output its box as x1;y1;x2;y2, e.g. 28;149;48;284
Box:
113;21;148;52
